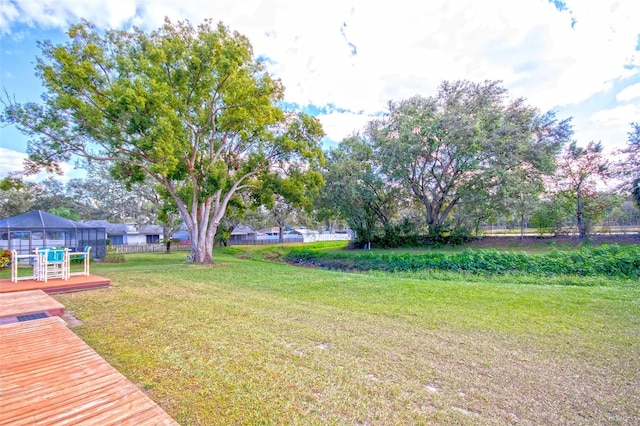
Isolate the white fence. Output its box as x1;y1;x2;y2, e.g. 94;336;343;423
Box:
230;233;351;245
110;233;351;253
230;237;304;245
302;233;352;242
110;243;192;254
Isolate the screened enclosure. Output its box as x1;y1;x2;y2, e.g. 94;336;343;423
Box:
0;210;106;259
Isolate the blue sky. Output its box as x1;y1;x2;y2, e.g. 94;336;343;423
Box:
1;0;639;181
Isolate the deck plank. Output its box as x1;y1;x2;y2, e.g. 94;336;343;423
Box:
0;275;110;294
0;317;178;426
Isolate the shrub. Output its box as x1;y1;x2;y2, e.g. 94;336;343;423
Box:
530;199;572;236
368;220;472;249
375;218;423;248
446;227;474;245
0;250;11;268
102;247;125;263
424;224;475;246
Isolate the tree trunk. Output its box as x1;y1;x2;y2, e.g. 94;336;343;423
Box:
576;188;587;240
426;216;444;237
186;214;216;264
421;194;459;238
191;239;214;263
170;186;234;264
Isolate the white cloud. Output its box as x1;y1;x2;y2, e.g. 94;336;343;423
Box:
316;111;373;143
0;147;83;183
590;104;640;128
585;103;639;151
1;0;638;146
0;0;139;32
0;147;27;176
616;83;640;102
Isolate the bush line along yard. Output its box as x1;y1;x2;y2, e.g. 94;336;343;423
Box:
285;244;640;279
4;241;638;425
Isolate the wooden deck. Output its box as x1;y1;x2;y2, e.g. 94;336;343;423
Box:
0;274;110;294
0;290;65;324
0;316;179;425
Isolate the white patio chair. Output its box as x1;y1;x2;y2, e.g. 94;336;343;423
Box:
68;246;91;277
36;248;69;282
10;250;39;283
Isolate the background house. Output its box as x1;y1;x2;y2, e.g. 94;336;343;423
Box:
291;227;320;242
230;225;256;242
0;210;107;258
83;220;164;245
256;227;280;237
228;225;352;245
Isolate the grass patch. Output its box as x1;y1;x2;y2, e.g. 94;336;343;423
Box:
231;240;349;261
53;251;640;425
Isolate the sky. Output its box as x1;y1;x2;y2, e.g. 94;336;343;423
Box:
0;0;639;181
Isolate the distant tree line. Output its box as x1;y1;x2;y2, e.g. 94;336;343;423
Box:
2;84;639;248
316;81;640;246
1;19;639;260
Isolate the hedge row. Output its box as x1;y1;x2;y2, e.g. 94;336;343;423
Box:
284;244;640;278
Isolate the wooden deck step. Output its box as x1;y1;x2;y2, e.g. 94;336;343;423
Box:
0;290;65;325
0;317;178;425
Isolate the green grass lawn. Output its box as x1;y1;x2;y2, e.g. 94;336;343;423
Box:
38;251;640;424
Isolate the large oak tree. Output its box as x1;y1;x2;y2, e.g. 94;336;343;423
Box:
367;80;572;236
318;135;402;245
2;19;324;263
